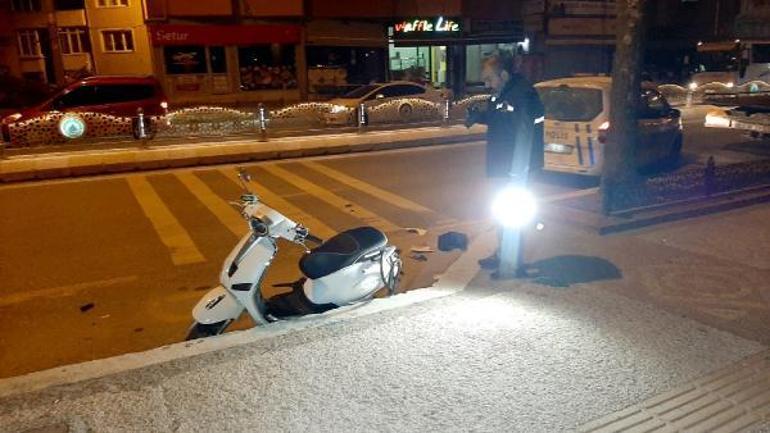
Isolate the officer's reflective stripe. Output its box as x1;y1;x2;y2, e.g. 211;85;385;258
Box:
534;116;545;124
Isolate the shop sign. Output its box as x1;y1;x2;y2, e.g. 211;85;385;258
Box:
149;24;302;46
392;17;462;39
58;114;86;140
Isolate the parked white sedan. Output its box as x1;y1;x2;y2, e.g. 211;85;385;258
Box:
323;81;450;126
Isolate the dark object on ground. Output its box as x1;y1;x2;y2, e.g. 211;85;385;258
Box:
525;255;621;288
79;303;95;313
438;231;468;252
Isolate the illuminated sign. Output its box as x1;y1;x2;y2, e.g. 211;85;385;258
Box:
58;114;86;139
392;17;462;39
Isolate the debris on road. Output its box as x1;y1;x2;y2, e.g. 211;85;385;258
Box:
409;253;429;261
404;227;428;236
438;231;468;252
79;303;95;313
410;245;434;253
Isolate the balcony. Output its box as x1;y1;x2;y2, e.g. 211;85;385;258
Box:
55;9;87;27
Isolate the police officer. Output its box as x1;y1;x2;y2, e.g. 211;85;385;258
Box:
465;53;545;272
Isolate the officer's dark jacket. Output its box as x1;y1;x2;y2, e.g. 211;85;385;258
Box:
471;74;545;178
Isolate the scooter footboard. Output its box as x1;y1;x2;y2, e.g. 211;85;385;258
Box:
192;285;245;325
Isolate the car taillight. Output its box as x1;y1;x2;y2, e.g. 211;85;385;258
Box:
160;101;168;110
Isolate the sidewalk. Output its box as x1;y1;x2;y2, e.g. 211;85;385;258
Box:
1;206;768;432
0;125;485;183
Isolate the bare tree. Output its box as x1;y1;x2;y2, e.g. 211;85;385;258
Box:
601;0;648;214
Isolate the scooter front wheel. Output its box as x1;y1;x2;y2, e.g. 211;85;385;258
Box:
185;320;232;341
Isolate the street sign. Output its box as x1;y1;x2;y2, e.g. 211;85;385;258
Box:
58;114;86;140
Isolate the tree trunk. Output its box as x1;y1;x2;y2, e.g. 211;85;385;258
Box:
600;0;648;214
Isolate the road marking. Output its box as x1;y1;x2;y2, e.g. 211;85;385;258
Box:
219;168;337;240
175;171;246;237
579;349;770;433
301;160;446;216
0;276;138;308
263;164;402;233
126;176;206;266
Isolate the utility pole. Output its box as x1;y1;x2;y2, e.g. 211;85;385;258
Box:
600;0;648;214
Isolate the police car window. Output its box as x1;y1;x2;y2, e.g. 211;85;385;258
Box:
536;86;603;121
641;91;669;118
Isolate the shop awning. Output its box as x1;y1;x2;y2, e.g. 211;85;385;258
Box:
148;24;302;46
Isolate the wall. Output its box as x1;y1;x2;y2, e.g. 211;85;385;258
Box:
241;0;302;17
309;0;395;18
85;0;153;75
395;0;461;16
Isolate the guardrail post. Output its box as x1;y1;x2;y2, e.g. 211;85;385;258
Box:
133;107;149;148
442;96;451;127
257;103;268;142
704;156;716;196
357;102;367;133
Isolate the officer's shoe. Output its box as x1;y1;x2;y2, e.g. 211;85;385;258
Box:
478;253;499;270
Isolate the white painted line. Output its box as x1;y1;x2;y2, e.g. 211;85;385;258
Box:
263;164;403;233
0;276;138;308
175;171;246;237
126;176;206;266
302;160;442;216
219;168;337;240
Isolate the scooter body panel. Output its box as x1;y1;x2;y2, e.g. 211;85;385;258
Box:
192;285;244;325
220;233;276;325
304;247;397;305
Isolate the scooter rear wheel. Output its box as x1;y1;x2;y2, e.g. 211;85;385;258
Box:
185;320;232;340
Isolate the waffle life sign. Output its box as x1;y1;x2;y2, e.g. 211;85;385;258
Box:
392;17;462;39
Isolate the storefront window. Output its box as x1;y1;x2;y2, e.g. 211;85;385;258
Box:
388;45;446;86
164;46;207;74
238;44;297;91
209;46;227;74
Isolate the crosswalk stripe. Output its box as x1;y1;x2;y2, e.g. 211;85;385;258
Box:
262;164;403;233
302;161;440;215
175;171;246;237
219;168;337;240
126;176;206;266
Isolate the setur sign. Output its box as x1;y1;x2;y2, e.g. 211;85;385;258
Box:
392;17;462;40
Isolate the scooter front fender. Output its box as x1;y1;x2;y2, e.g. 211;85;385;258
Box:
192;285;245;325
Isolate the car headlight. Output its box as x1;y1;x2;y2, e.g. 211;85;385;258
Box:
688;82;698;91
329;105;349;114
491;185;537;228
2;113;22;124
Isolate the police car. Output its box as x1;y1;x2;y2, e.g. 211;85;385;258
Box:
535;76;683;176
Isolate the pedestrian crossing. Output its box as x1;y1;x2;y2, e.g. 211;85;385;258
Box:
124;160;462;266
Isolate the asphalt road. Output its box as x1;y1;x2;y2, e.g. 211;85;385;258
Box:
0;141;582;378
0;113;767;379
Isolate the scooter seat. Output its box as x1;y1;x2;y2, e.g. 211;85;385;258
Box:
299;226;387;280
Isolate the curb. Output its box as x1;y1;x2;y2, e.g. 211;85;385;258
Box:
542;185;770;235
0;228;496;399
0;126;485;183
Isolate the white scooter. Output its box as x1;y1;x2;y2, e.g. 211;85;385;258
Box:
186;168;402;340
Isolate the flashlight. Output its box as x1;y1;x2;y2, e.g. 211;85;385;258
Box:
491;185;537;228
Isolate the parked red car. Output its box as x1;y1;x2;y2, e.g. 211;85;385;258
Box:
2;75;167;142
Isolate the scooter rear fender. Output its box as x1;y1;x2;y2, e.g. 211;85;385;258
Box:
192;285;244;325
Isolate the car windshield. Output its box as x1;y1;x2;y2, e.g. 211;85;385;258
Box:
536;86;603;122
341;85;379;99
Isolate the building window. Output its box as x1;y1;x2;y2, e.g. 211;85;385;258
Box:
164;46;207;74
17;30;42;57
96;0;128;6
59;28;89;54
238;44;297;91
54;0;84;10
11;0;42;12
101;30;134;53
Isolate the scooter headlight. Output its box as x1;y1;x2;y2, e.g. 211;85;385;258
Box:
491;185;537;228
